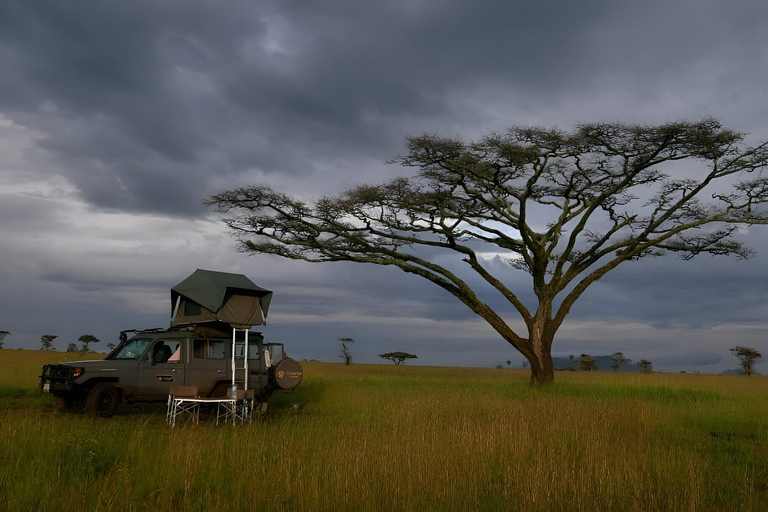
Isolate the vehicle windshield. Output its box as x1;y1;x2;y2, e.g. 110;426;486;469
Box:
108;337;152;360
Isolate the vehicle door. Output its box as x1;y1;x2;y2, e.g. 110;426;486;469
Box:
186;337;229;397
249;338;268;391
103;336;153;397
136;338;187;399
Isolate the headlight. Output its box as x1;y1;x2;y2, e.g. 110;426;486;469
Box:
73;367;84;378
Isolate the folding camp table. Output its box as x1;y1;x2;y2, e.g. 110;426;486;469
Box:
167;386;254;427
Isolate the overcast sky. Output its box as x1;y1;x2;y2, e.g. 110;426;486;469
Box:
2;1;767;373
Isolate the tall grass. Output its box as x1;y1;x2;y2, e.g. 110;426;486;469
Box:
1;350;766;510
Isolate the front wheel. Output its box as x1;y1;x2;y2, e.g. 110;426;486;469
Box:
84;383;122;417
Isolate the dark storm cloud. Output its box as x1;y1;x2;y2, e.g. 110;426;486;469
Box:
4;1;767;216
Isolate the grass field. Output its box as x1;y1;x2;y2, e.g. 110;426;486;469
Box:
1;349;767;511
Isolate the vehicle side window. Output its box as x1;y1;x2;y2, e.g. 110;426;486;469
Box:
150;340;182;364
267;344;284;362
193;339;224;359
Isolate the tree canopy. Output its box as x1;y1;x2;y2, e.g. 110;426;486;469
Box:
78;334;100;353
578;354;598;371
40;334;57;351
610;352;632;372
208;119;768;385
730;346;762;376
637;360;654;373
379;352;418;365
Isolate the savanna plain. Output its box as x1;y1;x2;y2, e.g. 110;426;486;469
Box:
1;350;766;511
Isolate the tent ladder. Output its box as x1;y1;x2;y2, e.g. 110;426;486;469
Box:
231;327;249;392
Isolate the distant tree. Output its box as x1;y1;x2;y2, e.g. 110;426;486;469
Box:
579;354;598;371
637;359;654;373
209;119;768;386
66;343;79;352
610;352;632;372
522;361;529;369
106;342;116;351
338;337;354;365
730;346;762;377
78;334;100;353
378;351;418;365
506;360;512;369
40;334;57;351
0;331;9;349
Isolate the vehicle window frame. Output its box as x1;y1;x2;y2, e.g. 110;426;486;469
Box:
107;337;153;360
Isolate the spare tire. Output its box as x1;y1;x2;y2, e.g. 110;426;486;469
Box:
271;358;303;390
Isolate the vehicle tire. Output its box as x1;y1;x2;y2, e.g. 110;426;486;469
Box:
54;396;83;413
84;383;122;418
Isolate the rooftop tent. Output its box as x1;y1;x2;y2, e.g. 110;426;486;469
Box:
170;269;273;328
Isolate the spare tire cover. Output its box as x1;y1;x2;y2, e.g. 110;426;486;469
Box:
272;358;303;390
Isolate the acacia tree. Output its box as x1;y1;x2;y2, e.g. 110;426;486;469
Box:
0;331;9;349
78;334;100;353
40;334;58;351
730;346;762;376
637;359;654;373
610;352;632;372
339;337;354;365
208;119;768;386
379;351;418;365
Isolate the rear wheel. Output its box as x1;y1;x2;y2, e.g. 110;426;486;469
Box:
84;383;122;417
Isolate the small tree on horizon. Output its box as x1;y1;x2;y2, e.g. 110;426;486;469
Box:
40;334;57;351
610;352;632;372
579;354;598;371
66;343;79;352
0;331;9;349
78;334;100;353
378;351;418;365
730;346;762;376
638;359;654;373
339;337;354;365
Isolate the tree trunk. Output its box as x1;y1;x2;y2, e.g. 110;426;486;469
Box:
527;350;555;386
522;307;556;387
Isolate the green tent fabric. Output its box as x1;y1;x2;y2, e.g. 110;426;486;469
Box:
171;269;273;328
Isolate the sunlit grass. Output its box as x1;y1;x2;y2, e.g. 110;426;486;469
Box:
1;350;767;510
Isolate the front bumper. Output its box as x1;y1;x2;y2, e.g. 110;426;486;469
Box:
40;364;76;394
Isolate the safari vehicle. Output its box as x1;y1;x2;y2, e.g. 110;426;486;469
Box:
40;269;303;417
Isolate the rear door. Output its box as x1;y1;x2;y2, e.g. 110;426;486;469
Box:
186;337;229;397
136;338;187;399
